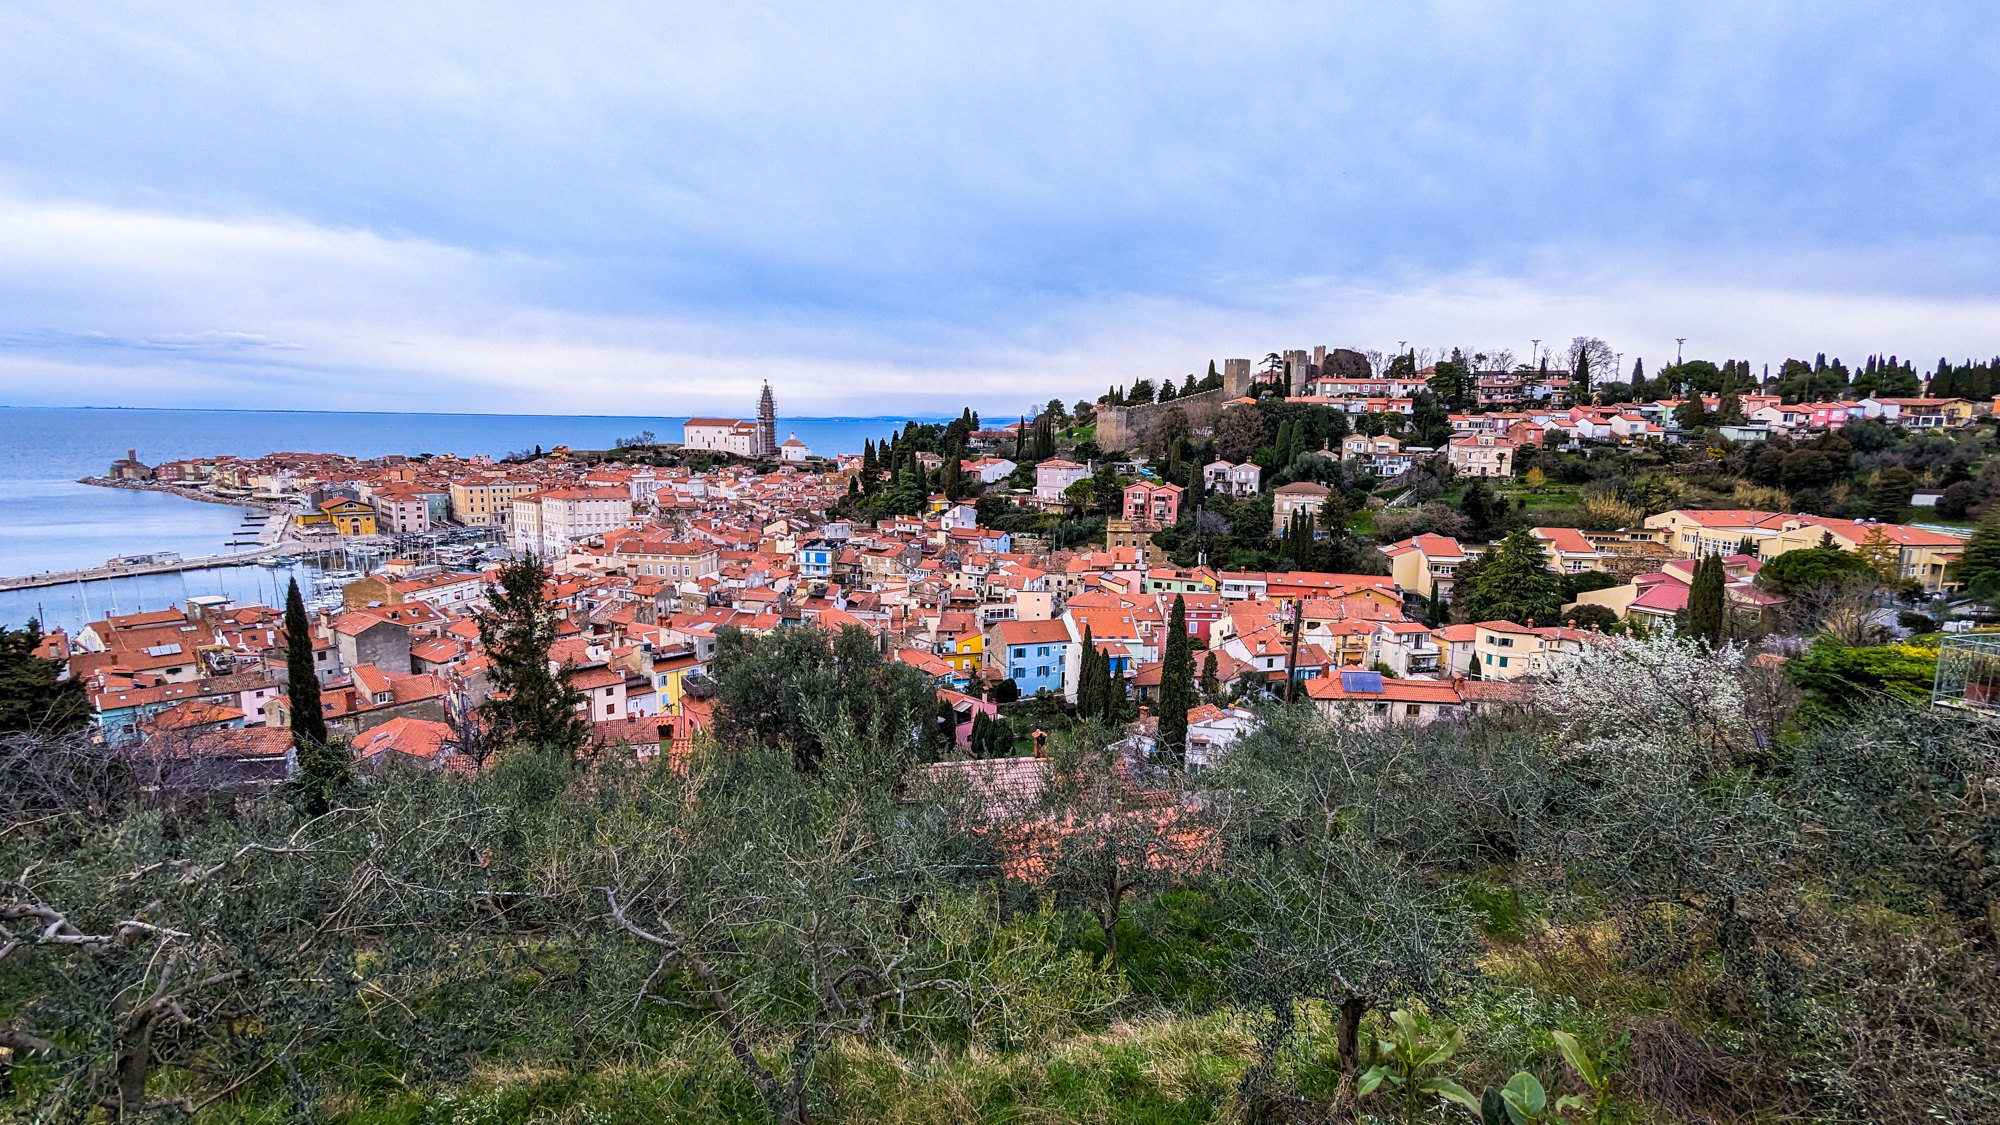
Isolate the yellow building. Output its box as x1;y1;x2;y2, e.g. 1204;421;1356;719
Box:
1762;517;1966;592
1471;621;1594;680
942;629;983;678
449;478;542;527
1877;397;1980;428
299;497;377;536
1380;534;1469;602
651;649;704;711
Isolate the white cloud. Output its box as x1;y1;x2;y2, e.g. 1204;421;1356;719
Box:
2;194;1996;420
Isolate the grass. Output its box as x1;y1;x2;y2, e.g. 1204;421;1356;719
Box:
1498;484;1585;514
313;1018;1258;1125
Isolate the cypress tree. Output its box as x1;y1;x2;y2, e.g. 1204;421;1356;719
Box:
1076;624;1100;719
284;578;349;816
1015;416;1026;459
1200;650;1219;698
1102;647;1125;723
944;455;962;501
284;578;328;750
969;710;990;757
1688;553;1727;646
1157;596;1193;766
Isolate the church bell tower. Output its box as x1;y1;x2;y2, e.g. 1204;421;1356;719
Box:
756;382;777;458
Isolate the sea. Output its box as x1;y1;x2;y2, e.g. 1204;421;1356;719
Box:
0;406;929;631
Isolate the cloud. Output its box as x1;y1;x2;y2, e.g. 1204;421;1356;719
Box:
0;3;1995;413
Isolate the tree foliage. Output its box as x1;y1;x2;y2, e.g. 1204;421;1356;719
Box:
1156;596;1193;765
476;554;588;760
0;622;86;735
710;623;949;772
1455;531;1564;626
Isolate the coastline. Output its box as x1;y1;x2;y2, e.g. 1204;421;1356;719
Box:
77;476;292;512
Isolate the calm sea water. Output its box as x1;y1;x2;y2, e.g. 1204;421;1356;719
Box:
0;406;929;630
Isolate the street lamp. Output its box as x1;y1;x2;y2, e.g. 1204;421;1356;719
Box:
1675;338;1686;365
1530;339;1541;368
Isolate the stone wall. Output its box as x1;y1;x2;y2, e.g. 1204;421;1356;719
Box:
1096;362;1254;452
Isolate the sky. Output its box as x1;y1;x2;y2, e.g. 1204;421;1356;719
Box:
0;2;1995;418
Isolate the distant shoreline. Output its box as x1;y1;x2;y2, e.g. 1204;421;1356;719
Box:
76;477;288;512
5;404;951;425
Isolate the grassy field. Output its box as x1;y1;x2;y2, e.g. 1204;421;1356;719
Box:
1495;483;1584;516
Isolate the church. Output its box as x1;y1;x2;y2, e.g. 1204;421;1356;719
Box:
681;383;778;457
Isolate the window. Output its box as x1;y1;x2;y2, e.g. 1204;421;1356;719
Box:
1373;702;1389;714
605;704;615;716
1484;653;1493;665
1036;666;1048;678
1406;704;1421;716
1012;668;1025;679
1498;656;1509;668
1013;647;1026;659
1037;645;1050;657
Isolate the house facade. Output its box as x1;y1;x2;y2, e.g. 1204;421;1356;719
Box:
1447;433;1517;479
987;619;1072;696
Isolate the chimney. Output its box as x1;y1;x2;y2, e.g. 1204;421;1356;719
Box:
128;449;137;462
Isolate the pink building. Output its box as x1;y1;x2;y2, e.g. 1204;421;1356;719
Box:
1122;481;1184;527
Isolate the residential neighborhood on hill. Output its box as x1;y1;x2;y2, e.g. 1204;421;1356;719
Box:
29;343;2000;772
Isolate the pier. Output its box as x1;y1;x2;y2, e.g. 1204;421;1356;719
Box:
0;543;310;592
0;512;303;593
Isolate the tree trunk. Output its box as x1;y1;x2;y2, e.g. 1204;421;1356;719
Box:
1098;872;1123;978
113;1014;157;1120
1331;996;1368;1122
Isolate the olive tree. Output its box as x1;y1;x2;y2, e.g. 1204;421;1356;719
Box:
594;730;963;1125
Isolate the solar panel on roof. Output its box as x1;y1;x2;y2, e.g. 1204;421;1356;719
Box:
1340;671;1384;693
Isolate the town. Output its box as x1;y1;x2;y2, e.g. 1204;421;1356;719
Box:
30;347;2000;768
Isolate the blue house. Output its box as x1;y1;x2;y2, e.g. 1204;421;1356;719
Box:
985;619;1072;696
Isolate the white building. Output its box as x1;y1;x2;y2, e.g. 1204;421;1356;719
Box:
1203;460;1261;497
682;418;763;456
370;487;432;534
509;487;635;555
612;535;721;580
779;433;811;462
1033;459;1091;506
1185;704;1257;770
963;457;1017;483
1446;432;1517;479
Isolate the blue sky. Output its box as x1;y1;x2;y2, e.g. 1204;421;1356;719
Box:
1;2;1995;417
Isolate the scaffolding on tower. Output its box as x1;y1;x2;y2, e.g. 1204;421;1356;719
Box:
757;383;778;459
